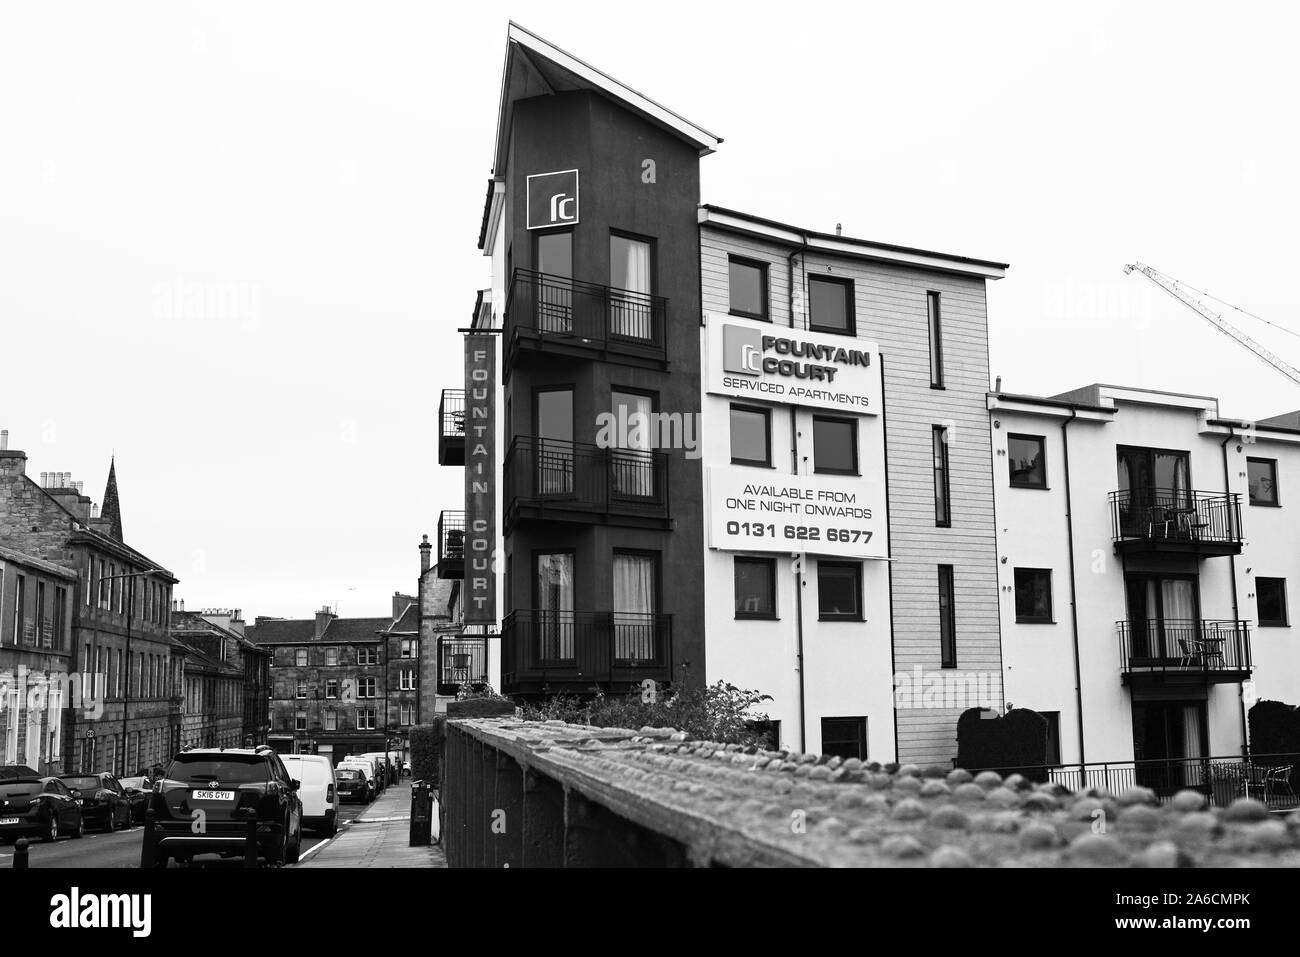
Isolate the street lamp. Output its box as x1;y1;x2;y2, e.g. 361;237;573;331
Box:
97;567;167;777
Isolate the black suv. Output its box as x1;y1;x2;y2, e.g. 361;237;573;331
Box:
142;747;303;867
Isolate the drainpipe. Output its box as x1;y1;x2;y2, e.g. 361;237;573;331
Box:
1061;409;1086;766
787;235;810;753
1221;427;1247;755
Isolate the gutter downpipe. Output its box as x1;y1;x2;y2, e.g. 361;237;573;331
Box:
788;236;810;753
1221;427;1247;755
1062;409;1086;766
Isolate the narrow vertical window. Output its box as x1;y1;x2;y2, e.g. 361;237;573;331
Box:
927;290;944;388
939;565;956;668
933;426;951;527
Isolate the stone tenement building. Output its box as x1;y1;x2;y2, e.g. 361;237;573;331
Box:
0;432;179;776
170;607;270;749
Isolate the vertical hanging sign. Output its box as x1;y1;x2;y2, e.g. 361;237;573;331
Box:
463;333;497;624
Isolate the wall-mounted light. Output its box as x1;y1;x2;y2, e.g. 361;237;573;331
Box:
993;420;1001;429
1000;556;1008;564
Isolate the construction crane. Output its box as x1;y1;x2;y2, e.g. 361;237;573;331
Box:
1124;262;1300;387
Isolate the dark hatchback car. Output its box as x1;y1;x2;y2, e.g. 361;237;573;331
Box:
118;776;154;823
335;767;371;804
143;747;303;868
0;776;85;843
59;773;133;832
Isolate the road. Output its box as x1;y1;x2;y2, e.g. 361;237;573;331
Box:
0;803;368;868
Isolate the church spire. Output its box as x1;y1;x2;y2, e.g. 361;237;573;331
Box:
102;457;123;541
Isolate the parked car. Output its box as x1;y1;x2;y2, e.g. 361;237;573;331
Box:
118;776;153;824
344;755;385;793
334;766;371;805
0;765;40;781
336;761;377;803
0;776;85;843
142;746;303;868
280;754;338;837
58;772;132;832
357;752;397;786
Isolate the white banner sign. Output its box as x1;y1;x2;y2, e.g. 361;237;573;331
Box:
707;467;886;559
705;312;882;415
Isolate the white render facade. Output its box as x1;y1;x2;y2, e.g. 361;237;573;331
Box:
991;383;1300;769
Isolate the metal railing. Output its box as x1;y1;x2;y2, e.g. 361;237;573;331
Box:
437;637;488;696
505;268;667;359
439;389;465;440
501;611;672;689
962;753;1299;811
504;436;669;521
1109;487;1243;548
437;510;465;564
1116;619;1251;674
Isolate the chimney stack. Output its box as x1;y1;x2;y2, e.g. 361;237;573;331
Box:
0;430;7;450
420;534;432;573
314;605;335;639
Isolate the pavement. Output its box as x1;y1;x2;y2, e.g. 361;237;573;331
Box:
297;780;446;868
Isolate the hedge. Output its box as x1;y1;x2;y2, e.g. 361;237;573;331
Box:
409;718;446;788
956;707;1049;781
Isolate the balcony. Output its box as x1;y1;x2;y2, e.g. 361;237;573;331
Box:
1117;619;1252;686
504;436;670;531
437;636;489;696
501;611;672;697
1109;488;1243;557
438;389;466;466
436;510;465;580
504;268;667;369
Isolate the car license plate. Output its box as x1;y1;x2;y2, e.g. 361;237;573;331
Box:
75;799;83;805
192;790;235;801
0;818;19;825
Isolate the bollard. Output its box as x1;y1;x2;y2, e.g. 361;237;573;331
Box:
139;810;157;868
13;837;29;869
409;779;432;847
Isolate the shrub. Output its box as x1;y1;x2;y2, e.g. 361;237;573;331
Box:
956;707;1049;782
409;720;446;787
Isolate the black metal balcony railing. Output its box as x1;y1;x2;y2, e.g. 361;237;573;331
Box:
505;268;667;362
959;754;1299;811
437;510;465;579
501;610;672;691
437;637;488;696
1109;487;1243;552
1117;619;1251;675
504;436;669;525
438;389;466;466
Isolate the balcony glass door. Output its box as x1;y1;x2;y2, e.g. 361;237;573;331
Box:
1126;574;1199;660
536;389;574;497
535;230;573;333
1117;446;1191;537
611;390;654;500
609;235;652;341
1133;700;1207;792
536;553;574;661
613;553;657;662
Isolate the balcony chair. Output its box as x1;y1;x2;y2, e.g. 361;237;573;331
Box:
1265;765;1296;803
1176;638;1202;668
1146;506;1173;539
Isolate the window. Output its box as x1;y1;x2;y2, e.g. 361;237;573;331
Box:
53;586;66;649
295;648;308;667
927;290;944;388
939;565;956;668
611;389;657;498
358;676;377;699
813;416;858;474
728;256;768;320
729;404;771;466
817;561;862;621
612;552;658;660
1014;568;1054;623
401;639;415;658
933;426;951;527
747;719;781;751
325;679;338;699
1042;712;1062;767
807;275;854;335
325;647;339;667
535;229;572;278
1257;577;1289;627
294;712;307;732
400;704;415;726
609;233;654;339
358;708;377;731
324;710;337;732
820;717;867;760
1248;457;1279;506
13;573;25;644
536;552;576;660
296;679;308;699
734;557;777;619
1008;434;1047;489
358;648;379;666
400;669;416;691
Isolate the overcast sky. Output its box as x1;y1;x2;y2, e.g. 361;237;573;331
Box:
2;2;1297;621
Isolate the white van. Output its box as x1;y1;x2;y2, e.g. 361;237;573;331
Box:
280;754;339;837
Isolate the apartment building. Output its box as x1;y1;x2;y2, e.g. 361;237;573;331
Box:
170;607;270;748
991;383;1300;774
699;210;1008;762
